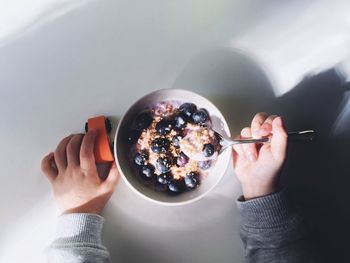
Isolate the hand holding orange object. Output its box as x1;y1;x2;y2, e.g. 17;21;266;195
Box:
41;130;119;214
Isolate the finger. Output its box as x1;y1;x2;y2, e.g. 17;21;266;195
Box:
80;129;97;171
231;147;240;168
41;152;58;183
251;112;268;138
231;135;245;157
54;135;74;171
241;127;257;162
270;117;288;162
102;162;120;191
66;134;84;167
231;135;245;167
259;115;278;137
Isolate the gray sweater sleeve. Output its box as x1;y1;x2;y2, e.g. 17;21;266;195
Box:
47;213;110;263
237;191;319;263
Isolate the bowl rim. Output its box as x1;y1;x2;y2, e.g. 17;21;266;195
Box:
114;88;232;206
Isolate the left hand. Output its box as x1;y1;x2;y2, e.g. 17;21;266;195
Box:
41;129;119;214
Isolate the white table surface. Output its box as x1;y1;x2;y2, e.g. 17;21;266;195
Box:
1;1;350;262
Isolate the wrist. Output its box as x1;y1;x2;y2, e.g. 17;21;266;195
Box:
241;182;278;200
58;196;109;215
62;206;103;215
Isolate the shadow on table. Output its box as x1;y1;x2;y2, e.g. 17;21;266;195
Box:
173;47;350;262
172;48;276;135
274;71;350;263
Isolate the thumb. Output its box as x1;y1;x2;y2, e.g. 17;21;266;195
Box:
270;116;288;162
103;162;120;190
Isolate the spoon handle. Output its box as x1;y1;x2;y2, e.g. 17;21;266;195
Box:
230;138;269;144
228;130;315;145
287;130;315;142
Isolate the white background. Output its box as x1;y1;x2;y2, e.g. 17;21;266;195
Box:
1;0;350;262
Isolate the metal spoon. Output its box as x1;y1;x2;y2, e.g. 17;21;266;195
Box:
180;129;315;161
215;129;315;155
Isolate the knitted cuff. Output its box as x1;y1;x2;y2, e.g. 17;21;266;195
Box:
236;191;299;229
54;213;105;245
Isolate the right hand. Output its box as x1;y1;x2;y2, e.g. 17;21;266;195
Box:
232;113;288;200
41;129;119;214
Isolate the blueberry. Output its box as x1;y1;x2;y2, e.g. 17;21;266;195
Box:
156;172;172;185
126;130;141;144
151;138;170;154
135;111;153;130
155;157;172;173
192;108;210;125
179;103;197;117
172;134;183;147
203;143;215;157
184;172;200;189
174;112;188;130
154;181;168;192
140;165;155;181
176;152;189;167
155;118;173;135
198;160;212;170
134;152;148;166
168;179;186;194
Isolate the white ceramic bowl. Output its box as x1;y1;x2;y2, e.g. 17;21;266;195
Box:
114;89;231;205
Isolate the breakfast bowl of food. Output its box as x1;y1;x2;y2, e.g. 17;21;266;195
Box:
114;89;231;205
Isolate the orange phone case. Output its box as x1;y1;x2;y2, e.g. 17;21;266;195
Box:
87;116;114;163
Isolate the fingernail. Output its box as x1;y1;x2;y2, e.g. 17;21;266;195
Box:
275;117;283;127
